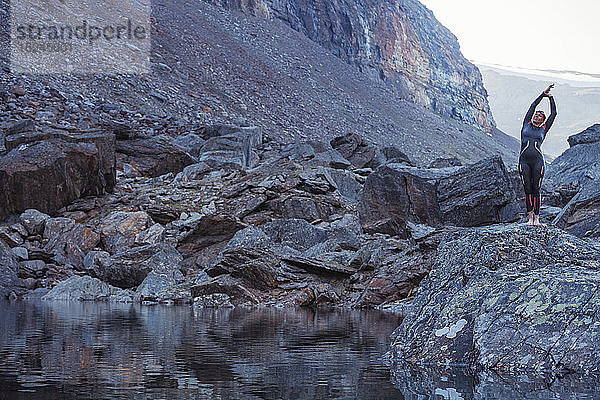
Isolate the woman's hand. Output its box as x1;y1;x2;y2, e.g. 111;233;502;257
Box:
543;84;555;97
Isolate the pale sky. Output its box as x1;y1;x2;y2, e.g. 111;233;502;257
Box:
419;0;600;75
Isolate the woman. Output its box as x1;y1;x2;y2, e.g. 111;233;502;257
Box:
519;84;557;226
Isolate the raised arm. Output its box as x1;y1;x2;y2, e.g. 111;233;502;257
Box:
544;95;557;132
523;92;544;126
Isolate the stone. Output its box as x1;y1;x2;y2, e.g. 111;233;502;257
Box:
358;165;441;236
43;219;100;269
94;243;183;289
99;211;152;253
20;209;50;236
553;180;600;239
18;260;47;278
134;269;184;301
391;223;600;372
134;223;166;245
191;275;260;306
0;136;114;220
263;218;328;252
0;239;19;298
116;135;195;177
41;275;132;301
567;124;600;147
11;246;28;260
436;156;516;226
330;132;379;168
5;119;35;136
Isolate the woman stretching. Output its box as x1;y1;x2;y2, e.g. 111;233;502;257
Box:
519;84;557;226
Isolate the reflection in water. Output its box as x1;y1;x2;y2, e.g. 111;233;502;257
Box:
0;301;403;399
391;361;600;400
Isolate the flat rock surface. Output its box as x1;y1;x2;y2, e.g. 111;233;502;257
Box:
391;223;600;373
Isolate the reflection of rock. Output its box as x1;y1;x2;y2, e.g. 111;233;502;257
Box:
391;223;600;372
391;362;600;400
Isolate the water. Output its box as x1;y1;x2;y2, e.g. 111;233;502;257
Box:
2;301;599;400
0;301;403;399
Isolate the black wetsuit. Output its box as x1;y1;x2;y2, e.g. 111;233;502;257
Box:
519;93;557;215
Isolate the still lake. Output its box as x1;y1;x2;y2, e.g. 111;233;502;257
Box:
0;301;403;399
1;301;599;400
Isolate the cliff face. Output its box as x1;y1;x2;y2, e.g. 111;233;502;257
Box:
207;0;494;132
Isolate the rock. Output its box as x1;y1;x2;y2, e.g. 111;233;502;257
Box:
18;260;47;278
330;132;378;168
43;218;100;269
309;149;352;169
391;223;600;372
134;269;184;301
567;124;600;147
41;275;132;301
173;162;213;183
0;239;19;298
5;119;35;136
94;243;182;289
546;124;600;207
193;293;234;308
116;135;195;177
358;165;441;236
170;134;206;160
0;226;24;247
281;141;316;161
11;246;28;260
82;250;111;275
134;223;166;245
198;126;263;169
263;218;328;252
553;180;600;239
191;275;260;306
20;209;50;236
99;211;152;253
0;137;114;220
436;156;516;226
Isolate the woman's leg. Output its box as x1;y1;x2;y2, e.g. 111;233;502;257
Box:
519;161;534;224
532;160;544;225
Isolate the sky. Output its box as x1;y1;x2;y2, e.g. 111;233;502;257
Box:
418;0;600;75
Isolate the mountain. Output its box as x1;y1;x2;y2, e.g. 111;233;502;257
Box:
0;0;518;166
478;63;600;158
203;0;495;132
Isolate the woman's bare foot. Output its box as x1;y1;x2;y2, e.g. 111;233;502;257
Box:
526;211;534;225
533;215;541;226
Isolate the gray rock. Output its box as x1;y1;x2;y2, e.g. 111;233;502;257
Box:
193;293;234;308
11;246;28;260
358;165;440;236
170;134;206;160
134;269;184;301
553;180;600;239
567;123;600;147
436;156;516;226
43;219;100;269
99;211;151;253
0;239;19;298
263;218;328;252
134;223;166;246
20;209;50;236
19;260;47;278
94;243;183;289
391;223;600;373
41;275;132;301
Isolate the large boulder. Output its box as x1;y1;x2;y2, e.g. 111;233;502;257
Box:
553;180;600;239
391;223;600;373
116;135;195;177
43;217;100;269
436;156;516;226
198;125;262;170
92;243;183;289
0;135;115;220
99;211;152;253
41;275;132;301
546;125;600;193
358;165;441;236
